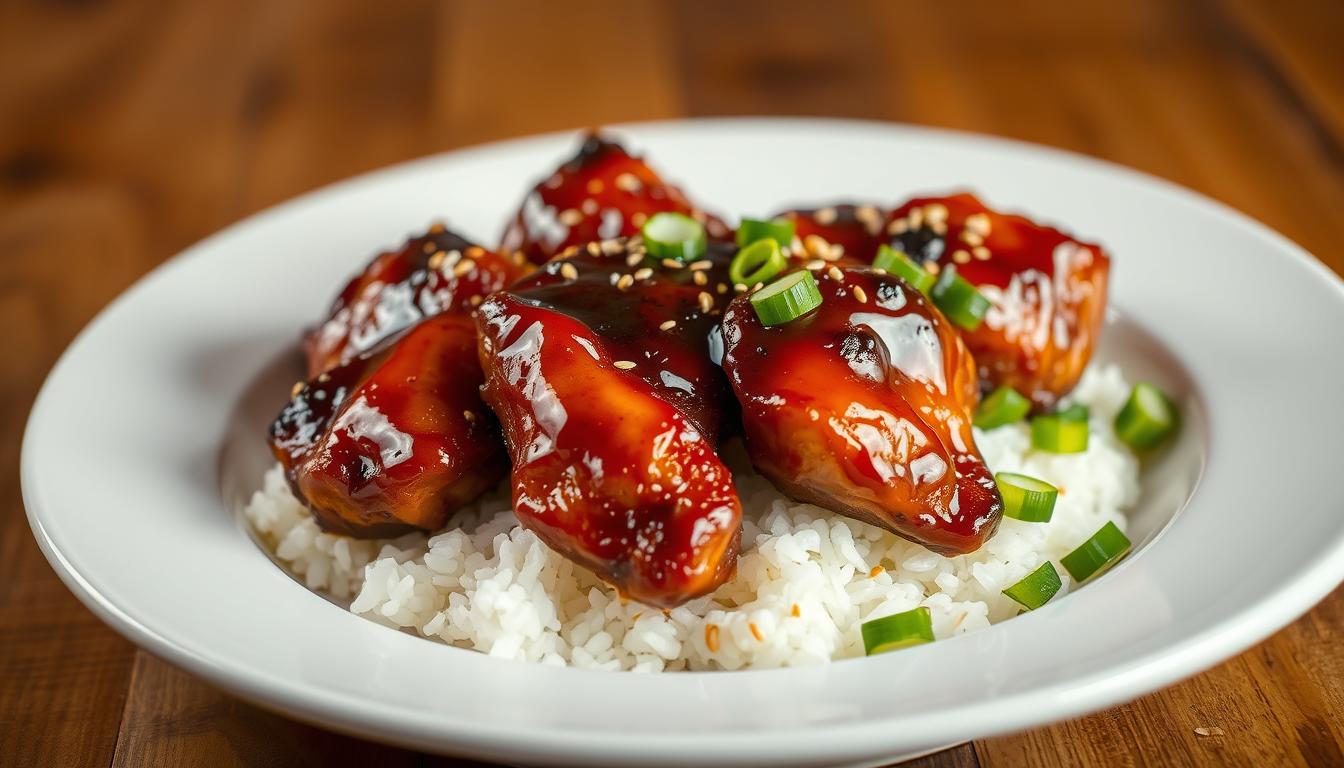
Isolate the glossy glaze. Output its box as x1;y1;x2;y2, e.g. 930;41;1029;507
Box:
499;134;729;265
476;239;741;607
304;225;530;377
720;266;1002;554
271;313;506;538
890;194;1111;408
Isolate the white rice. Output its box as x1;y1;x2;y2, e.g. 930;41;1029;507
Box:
245;364;1139;671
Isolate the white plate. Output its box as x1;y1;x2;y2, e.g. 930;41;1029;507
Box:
23;119;1344;767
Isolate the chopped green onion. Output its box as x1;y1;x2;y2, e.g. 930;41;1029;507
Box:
736;217;796;248
1061;521;1132;582
1056;403;1089;422
1030;413;1089;453
1002;562;1063;610
729;239;787;286
750;270;823;326
861;606;935;655
930;265;991;331
974;386;1032;429
641;212;706;262
873;245;936;294
1114;382;1178;450
995;472;1058;522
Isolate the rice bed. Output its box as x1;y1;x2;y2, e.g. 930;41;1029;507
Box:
244;365;1139;672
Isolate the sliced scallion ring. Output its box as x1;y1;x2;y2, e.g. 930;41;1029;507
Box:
974;386;1032;430
930;265;991;330
1061;521;1132;582
736;217;796;248
861;606;935;655
995;472;1058;522
641;212;706;262
1030;413;1089;453
1002;561;1062;610
873;244;936;294
750;270;823;326
1114;382;1178;450
1056;403;1089;422
729;238;788;286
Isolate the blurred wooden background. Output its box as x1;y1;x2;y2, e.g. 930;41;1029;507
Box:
3;1;1343;766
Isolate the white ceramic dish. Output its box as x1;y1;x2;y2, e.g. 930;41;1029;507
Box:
23;118;1344;767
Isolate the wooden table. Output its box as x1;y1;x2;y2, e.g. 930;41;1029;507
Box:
3;1;1342;765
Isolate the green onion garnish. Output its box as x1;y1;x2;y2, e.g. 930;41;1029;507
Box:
974;386;1032;429
873;244;936;294
750;270;823;326
1114;382;1178;450
1056;403;1089;422
930;265;991;331
729;238;788;287
861;606;935;655
1030;412;1089;453
995;472;1058;522
1002;562;1063;610
641;212;706;262
1061;521;1132;582
736;217;796;248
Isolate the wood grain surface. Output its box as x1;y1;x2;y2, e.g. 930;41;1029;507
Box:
3;1;1342;766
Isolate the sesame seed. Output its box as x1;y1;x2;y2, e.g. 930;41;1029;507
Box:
821;244;844;262
463;410;476;423
888;218;909;235
317;373;331;383
634;267;653;280
965;213;991;236
869;565;884;578
466;246;485;259
688;259;712;271
614;173;641;192
803;234;830;257
751;282;764;292
586;241;602;256
453;259;475;277
790;603;801;618
952;249;971;264
661;259;684;270
925;203;948;224
290;381;304;398
428;222;446;234
931;220;948;235
581;198;598;215
814;207;837;225
926;261;941;275
973;246;991;260
613;360;637;370
734;283;748;293
693;271;708;286
428;250;448;270
826;265;844;281
422;241;437;254
626;253;643;267
559;263;579;280
557;209;583;226
659;319;677;331
609;272;620;285
601;239;623;255
561;245;580;258
853;286;868;303
586;179;604;194
962;230;984;247
617;274;634;290
749;622;764;642
716;282;729;294
511;251;527;265
855;205;880;223
698;292;714;313
908;208;924;228
805;259;827;270
469;295;482;306
631;212;647;227
873;267;887;276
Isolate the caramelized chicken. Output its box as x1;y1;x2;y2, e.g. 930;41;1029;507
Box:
888;194;1110;409
271;313;506;538
720;266;1002;555
499;134;729;265
304;225;530;377
475;239;741;607
776;203;888;265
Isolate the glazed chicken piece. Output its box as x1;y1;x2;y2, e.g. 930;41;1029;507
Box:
886;194;1110;409
304;224;530;377
271;313;506;538
720;266;1002;555
775;203;888;266
476;240;741;607
499;133;729;265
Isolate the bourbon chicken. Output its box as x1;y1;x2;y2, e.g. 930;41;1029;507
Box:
719;266;1003;555
499;133;729;264
475;239;741;608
